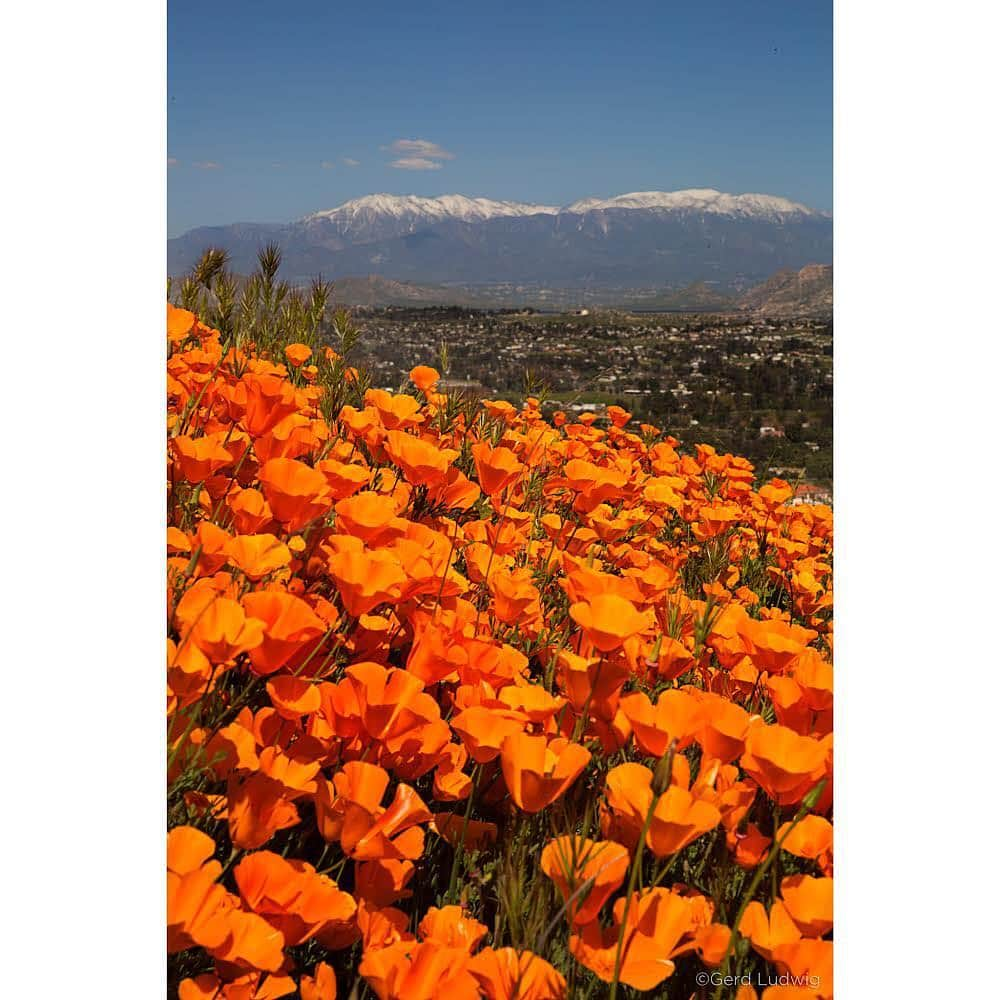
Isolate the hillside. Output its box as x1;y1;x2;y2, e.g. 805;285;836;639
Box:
738;263;833;317
328;275;482;307
167;294;834;999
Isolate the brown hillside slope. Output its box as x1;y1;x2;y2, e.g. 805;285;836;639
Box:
739;264;832;317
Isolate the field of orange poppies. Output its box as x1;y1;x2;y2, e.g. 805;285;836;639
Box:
167;280;833;999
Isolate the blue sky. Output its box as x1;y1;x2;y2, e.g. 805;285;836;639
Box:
168;0;831;237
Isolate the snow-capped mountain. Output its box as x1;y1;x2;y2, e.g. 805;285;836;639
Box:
563;188;820;220
303;193;559;224
301;189;820;233
298;194;561;247
168;188;832;290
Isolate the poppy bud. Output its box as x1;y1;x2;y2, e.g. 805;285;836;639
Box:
800;777;828;812
645;634;664;670
651;738;678;796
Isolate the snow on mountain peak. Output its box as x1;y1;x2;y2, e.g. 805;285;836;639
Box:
303;193;559;224
302;189;821;228
563;189;817;218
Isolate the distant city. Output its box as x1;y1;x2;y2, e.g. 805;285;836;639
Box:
348;305;832;493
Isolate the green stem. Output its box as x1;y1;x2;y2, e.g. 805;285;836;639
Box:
445;764;481;904
608;741;676;1000
710;780;827;1000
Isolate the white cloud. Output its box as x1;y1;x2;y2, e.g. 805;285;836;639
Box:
167;157;178;168
342;157;360;167
390;157;444;171
194;161;222;170
386;138;455;161
320;160;336;169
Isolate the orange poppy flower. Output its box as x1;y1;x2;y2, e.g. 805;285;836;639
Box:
284;343;312;368
383;430;453;486
256;745;320;797
227;533;291;580
481;398;517;422
192;972;294;999
499;733;591;813
763;675;812;735
427;464;482;510
650;634;695;681
452;705;527;764
242;373;300;438
490;567;542;625
409;365;440;392
241;590;326;675
179;973;297;1000
498;683;565;724
621;689;702;757
253;413;326;464
470;441;525;496
740;723;827;805
556;649;629;720
365;387;426;431
167;827;231;954
258;457;332;531
359;941;479;1000
740;617;818;674
772;938;833;999
780;875;833;937
227;487;275;534
344;662;426;740
790;648;834;712
300;962;338;1000
333;760;433;861
193;718;259;779
693;922;733;967
334;491;402;543
207;905;287;973
695;692;751;762
234;850;356;946
727;822;772;869
326;546;407;617
167;303;197;341
189;521;235;576
417;905;489;953
540;836;629;925
351;899;413;953
228;772;302;849
776;814;833;861
468;947;567;1000
429;741;471;802
179;593;265;664
738;900;802;962
403;618;469;685
569;593;651;652
316;457;371;500
570;887;693;990
600;762;654;849
646;785;722;857
266;674;321;718
171;431;234;483
356;859;416;907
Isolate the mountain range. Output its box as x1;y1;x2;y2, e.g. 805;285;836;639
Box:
168;189;832;298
